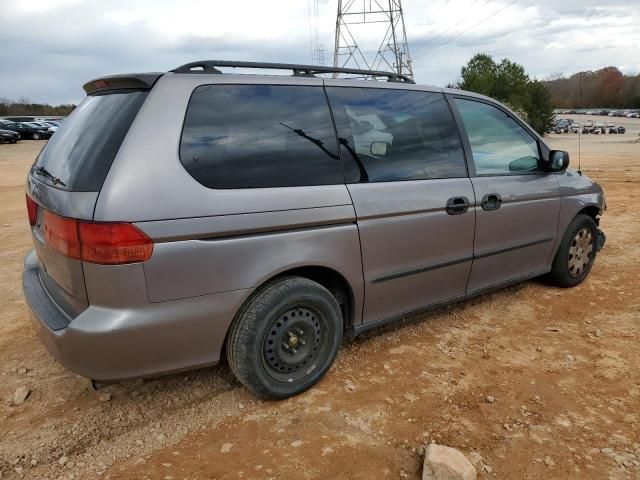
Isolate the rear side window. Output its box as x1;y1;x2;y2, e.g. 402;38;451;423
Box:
327;87;466;183
35;91;147;191
180;84;341;189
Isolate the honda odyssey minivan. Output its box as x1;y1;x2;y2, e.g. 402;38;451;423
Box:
23;61;606;399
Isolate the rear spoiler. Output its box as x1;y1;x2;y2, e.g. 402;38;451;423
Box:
83;73;164;95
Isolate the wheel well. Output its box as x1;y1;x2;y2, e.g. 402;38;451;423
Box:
274;266;354;332
578;205;600;223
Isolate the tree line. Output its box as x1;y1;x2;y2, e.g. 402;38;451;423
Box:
0;97;76;117
454;53;555;135
543;68;640;109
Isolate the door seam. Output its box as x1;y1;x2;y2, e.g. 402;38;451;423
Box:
464;177;478;294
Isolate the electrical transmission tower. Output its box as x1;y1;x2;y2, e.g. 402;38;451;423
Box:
333;0;413;79
312;44;329;65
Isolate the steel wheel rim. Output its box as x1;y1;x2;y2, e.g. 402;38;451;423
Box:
568;227;594;278
262;305;325;383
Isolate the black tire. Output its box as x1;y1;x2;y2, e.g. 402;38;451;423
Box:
548;214;598;288
226;276;343;399
32;133;41;140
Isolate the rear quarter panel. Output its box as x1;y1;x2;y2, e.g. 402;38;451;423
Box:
136;207;364;325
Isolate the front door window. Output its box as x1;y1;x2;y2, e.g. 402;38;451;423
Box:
454;99;540;175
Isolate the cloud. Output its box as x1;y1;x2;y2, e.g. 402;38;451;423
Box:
0;0;639;104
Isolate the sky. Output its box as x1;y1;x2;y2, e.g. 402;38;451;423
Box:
1;0;639;105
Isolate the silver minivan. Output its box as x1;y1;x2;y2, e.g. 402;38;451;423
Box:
23;61;606;399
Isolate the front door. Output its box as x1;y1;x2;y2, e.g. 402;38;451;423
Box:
325;84;476;323
452;97;560;293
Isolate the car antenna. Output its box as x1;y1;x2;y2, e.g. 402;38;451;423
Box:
578;71;582;176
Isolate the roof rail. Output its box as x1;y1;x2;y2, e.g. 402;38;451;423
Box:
171;60;415;84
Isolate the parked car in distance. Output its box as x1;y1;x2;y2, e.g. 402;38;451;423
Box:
22;61;607;399
553;118;572;133
617;126;626;134
0;120;51;140
25;121;50;129
38;121;60;133
0;129;20;144
2;116;36;122
593;121;605;134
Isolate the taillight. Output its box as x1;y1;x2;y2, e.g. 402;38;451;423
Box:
78;222;153;264
26;195;38;226
42;210;82;259
40;208;153;265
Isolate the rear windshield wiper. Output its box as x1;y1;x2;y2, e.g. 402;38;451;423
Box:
33;166;66;187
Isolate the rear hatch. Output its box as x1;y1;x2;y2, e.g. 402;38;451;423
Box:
26;79;155;319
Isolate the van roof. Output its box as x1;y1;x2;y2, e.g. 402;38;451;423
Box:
170;60;415;83
83;60;415;95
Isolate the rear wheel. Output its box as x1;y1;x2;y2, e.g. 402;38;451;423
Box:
226;276;343;399
32;133;41;140
548;214;598;287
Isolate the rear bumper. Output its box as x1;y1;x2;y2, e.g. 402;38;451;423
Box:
22;250;251;381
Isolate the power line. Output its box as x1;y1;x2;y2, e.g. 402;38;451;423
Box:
428;0;452;21
411;0;490;59
413;0;519;61
315;0;319;51
307;0;314;61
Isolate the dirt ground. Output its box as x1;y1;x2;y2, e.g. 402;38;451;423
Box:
1;115;639;480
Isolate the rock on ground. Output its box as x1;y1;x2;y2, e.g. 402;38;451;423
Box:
13;386;30;405
423;444;477;480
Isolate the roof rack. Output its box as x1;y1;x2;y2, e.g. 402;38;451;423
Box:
171;60;415;84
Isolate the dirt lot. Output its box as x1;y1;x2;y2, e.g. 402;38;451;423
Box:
1;116;639;480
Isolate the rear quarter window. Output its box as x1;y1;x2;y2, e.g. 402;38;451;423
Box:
179;84;341;189
34;91;148;191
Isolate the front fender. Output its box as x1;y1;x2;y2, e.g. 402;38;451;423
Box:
552;169;605;257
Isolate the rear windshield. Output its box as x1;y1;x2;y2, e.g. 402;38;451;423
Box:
34;91;147;191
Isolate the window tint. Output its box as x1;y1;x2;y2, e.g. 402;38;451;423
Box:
327;87;466;183
180;84;341;189
35;91;147;191
454;99;540;175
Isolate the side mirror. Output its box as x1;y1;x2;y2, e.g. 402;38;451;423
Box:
370;141;389;157
543;150;570;172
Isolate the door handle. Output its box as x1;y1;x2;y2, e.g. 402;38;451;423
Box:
446;196;470;215
481;193;502;211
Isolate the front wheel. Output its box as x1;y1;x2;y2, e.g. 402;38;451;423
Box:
32;133;41;140
226;276;343;399
547;214;598;287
